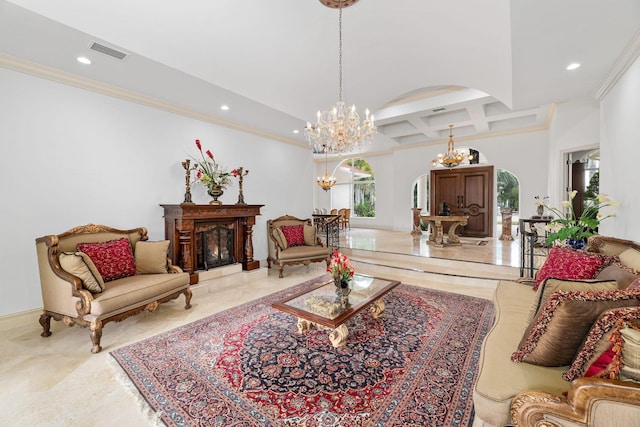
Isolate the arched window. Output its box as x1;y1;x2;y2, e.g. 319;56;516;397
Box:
332;158;375;218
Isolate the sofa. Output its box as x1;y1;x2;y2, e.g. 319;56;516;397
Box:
473;235;640;427
266;214;331;278
35;224;192;353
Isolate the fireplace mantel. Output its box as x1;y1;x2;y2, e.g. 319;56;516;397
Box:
161;204;263;284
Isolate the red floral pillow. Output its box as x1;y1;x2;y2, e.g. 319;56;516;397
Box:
280;225;305;247
77;238;137;282
535;246;610;290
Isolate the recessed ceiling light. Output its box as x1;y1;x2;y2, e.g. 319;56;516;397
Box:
566;62;581;71
220;105;230;111
293;130;299;134
77;56;91;65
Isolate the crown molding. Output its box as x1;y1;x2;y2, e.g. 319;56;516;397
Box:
0;52;308;149
593;29;640;100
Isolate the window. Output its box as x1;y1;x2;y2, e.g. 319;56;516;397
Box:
333;158;375;218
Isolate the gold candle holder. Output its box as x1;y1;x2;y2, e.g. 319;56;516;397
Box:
234;167;249;205
181;159;197;204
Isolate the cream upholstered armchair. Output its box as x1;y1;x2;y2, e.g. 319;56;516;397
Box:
266;215;331;278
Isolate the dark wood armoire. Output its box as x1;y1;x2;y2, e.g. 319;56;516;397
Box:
430;165;494;237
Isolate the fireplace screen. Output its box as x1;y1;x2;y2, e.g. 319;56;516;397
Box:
200;226;235;270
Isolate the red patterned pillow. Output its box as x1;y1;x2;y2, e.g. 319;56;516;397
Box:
535;247;610;290
77;238;137;282
280;225;305;247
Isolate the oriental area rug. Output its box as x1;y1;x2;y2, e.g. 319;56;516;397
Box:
111;276;494;427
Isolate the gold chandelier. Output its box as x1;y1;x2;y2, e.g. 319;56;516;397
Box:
431;125;471;168
317;147;337;191
305;0;376;155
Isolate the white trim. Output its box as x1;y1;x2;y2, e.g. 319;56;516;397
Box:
0;52;307;149
594;29;640;100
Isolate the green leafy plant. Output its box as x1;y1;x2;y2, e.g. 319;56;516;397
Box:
543;191;618;246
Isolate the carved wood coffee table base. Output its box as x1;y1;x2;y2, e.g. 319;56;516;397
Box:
273;275;400;348
296;299;388;347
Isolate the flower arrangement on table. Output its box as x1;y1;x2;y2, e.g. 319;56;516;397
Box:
542;190;618;248
191;139;238;191
327;250;355;288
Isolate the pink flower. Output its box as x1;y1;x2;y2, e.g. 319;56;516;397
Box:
195;139;202;151
206;150;214;160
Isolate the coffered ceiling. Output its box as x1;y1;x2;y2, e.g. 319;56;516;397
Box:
1;0;639;154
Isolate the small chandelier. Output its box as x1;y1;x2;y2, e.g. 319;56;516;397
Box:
317;145;337;191
305;0;376;154
431;125;471;168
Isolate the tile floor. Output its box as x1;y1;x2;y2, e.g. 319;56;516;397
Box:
0;228;522;426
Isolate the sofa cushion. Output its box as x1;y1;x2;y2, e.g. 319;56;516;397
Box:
90;273;189;316
77;238;137;282
280;224;305;247
473;282;569;427
619;248;640;271
272;227;288;250
512;289;640;367
59;252;105;293
535;247;610;289
303;224;317;246
134;240;169;274
564;306;640;381
529;278;618;322
277;245;330;261
596;263;640;289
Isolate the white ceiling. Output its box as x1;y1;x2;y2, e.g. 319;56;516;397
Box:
1;0;639;154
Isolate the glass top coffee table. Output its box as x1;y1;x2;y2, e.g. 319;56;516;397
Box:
271;274;401;347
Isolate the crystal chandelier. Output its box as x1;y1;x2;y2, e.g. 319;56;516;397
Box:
317;146;337;191
305;0;376;154
431;125;471;168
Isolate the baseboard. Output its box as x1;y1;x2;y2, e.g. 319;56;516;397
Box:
0;307;41;331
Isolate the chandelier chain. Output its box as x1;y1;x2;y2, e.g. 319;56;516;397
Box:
338;5;342;102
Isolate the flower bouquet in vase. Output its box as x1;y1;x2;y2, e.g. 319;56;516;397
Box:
191;139;238;204
327;250;355;303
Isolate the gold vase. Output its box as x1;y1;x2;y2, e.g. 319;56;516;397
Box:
207;185;224;205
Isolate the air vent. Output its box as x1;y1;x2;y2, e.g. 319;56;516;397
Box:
89;42;128;60
432;107;446;113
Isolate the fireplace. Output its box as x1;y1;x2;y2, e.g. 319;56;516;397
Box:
199;225;235;270
161;204;263;284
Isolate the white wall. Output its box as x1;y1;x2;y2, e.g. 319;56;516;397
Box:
0;67;313;316
547;98;600;206
600;55;640;240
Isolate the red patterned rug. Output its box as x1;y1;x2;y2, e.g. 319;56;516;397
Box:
111;275;494;426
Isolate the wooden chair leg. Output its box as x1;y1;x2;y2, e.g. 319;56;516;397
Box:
39;312;52;338
90;321;103;354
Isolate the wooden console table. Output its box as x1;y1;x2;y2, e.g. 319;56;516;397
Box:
420;215;469;247
161;204;263;284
